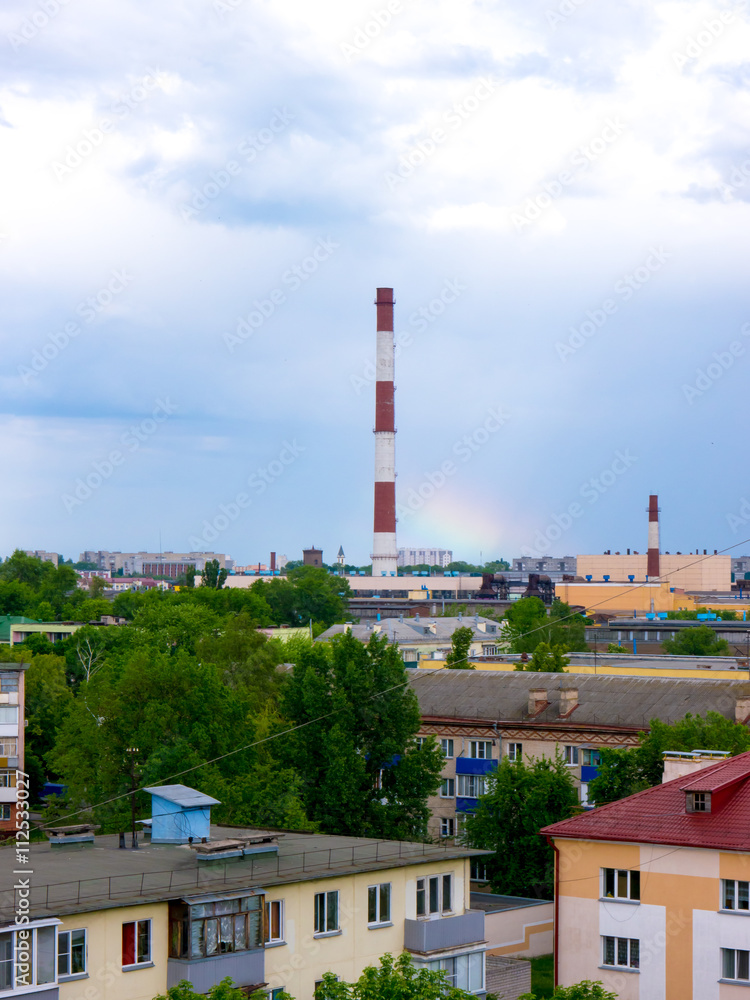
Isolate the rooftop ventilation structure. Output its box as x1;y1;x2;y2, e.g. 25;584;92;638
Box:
144;784;221;845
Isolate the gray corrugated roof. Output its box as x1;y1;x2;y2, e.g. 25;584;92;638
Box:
144;784;221;808
409;668;750;730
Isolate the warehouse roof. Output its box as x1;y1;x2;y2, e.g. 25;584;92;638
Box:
317;616;503;645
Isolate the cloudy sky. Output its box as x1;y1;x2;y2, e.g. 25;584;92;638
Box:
1;0;749;568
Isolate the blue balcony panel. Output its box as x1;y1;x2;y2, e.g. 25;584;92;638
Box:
456;796;478;814
581;765;600;782
455;759;497;776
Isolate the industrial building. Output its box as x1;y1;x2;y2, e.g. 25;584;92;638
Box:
79;550;232;576
399;548;454;568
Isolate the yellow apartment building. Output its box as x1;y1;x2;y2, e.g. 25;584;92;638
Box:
0;785;489;1000
543;750;750;999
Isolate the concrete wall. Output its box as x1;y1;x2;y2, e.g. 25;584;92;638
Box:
484;902;554;958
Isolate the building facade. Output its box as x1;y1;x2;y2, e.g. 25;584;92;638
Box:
79;551;232;575
543;750;750;999
398;549;453;568
409;670;750;839
0;663;26;837
0;788;488;1000
316;616;507;664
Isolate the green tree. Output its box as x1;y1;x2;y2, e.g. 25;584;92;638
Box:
25;654;73;775
503;597;548;653
606;643;629;653
466;754;579;898
88;576;106;598
315;952;478;999
185;566;196;588
548;600;587;652
265;566;350;628
281;633;443;838
445;626;475;668
515;641;568;672
589;710;750;805
153;977;278;1000
201;559;228;589
662;625;730;656
519;983;618;1000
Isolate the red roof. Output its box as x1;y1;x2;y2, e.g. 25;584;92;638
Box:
543;751;750;852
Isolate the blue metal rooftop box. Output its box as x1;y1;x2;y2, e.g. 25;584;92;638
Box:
144;784;221;844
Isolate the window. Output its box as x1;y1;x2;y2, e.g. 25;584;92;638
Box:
582;748;601;766
440;778;455;798
169;895;263;959
441;739;454;758
470;859;488;882
482;645;499;655
314;976;339;998
440;817;454;837
0;771;14;788
123;919;151;967
0;805;10;821
58;928;87;977
367;883;391;925
415;736;425;748
507;743;522;762
457;774;486;798
427;953;484;992
563;746;579;766
416;874;453;916
0;925;58;990
687;791;711;812
265;900;284;943
268;990;286;1000
0;739;18;757
722;879;750;911
602;868;640;901
314;891;339;934
723;949;750;982
602;936;639;969
469;741;492;759
0;707;18;725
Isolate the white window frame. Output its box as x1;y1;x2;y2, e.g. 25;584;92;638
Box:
457;774;486;798
417;873;453;916
723;948;750;982
0;738;18;757
440;817;455;838
722;879;750;911
441;738;454;758
122;918;151;968
602;935;639;970
57;927;87;979
582;748;601;766
265;899;284;944
0;921;60;992
563;745;579;766
314;890;339;935
507;742;522;762
367;882;391;926
469;740;492;760
0;771;14;789
601;868;640;901
426;951;484;993
440;778;455;798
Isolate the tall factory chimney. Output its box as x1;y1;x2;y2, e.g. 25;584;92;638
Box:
647;494;660;579
372;287;398;577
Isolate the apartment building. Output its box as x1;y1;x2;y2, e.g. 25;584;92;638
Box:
0;663;26;837
0;785;488;1000
409;670;750;838
398;548;453;568
316;616;507;663
543;749;750;999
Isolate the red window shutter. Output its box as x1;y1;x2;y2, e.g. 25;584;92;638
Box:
122;922;135;966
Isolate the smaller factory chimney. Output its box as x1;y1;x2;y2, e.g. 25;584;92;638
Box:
647;494;660;579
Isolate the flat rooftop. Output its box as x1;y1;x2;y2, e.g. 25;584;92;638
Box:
0;825;484;923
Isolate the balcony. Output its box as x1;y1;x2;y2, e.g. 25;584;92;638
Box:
167;949;264;992
404;909;485;955
455;759;497;776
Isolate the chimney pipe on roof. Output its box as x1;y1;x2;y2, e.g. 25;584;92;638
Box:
371;288;397;577
558;688;579;717
528;688;548;716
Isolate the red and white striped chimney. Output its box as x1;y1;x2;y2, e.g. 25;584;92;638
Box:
647;494;660;578
372;288;398;577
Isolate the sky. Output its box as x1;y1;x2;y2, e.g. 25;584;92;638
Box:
0;0;749;568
